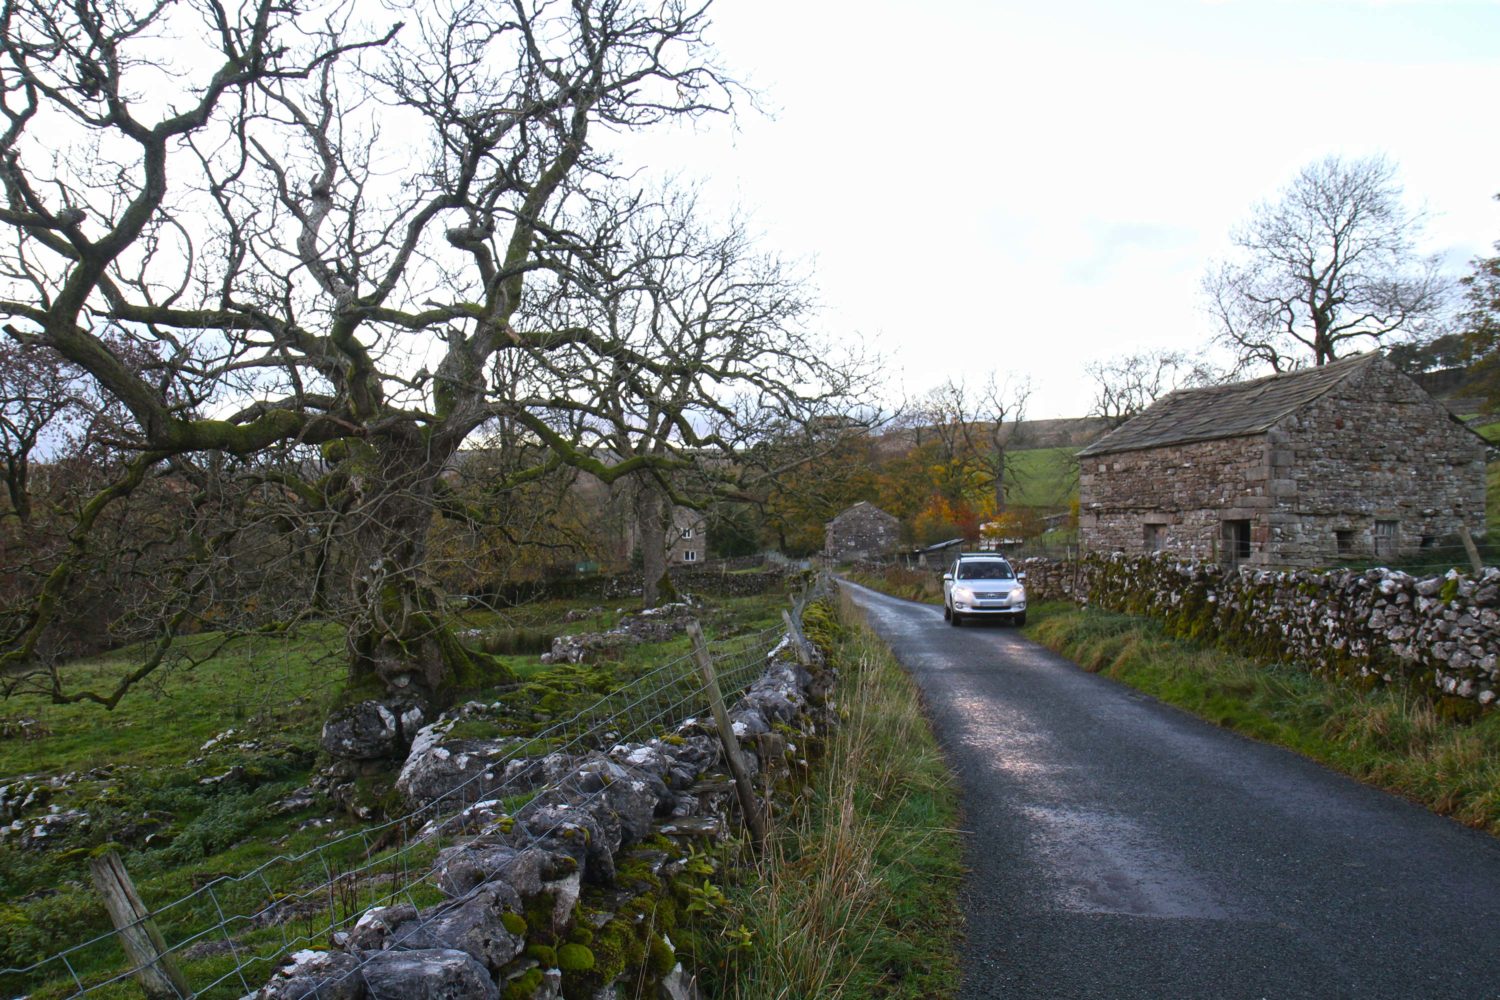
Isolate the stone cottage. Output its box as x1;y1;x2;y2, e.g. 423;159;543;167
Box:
1077;353;1489;568
824;501;901;562
666;506;707;565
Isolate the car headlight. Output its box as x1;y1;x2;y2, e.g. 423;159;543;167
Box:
952;586;974;602
1013;586;1026;602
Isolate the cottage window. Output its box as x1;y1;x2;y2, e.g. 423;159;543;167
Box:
680;527;694;539
1143;523;1164;552
1335;530;1354;556
683;549;697;562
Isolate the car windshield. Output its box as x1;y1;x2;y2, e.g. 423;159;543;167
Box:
957;560;1013;580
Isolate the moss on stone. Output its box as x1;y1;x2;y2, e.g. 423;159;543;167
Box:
647;933;676;977
557;943;595;972
503;968;544;1000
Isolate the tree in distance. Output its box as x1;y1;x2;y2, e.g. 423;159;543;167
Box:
1084;349;1220;428
1203;155;1447;373
500;187;874;606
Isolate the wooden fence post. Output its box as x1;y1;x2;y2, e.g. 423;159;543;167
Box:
89;850;193;1000
686;621;769;850
781;610;812;667
1459;525;1486;575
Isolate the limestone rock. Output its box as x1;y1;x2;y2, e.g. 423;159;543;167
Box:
253;949;364;1000
321;699;426;761
359;948;498;1000
393;885;524;974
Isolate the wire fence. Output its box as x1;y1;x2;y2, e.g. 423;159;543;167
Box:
2;581;828;1000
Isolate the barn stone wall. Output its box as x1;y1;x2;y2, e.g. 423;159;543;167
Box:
1078;435;1268;561
1079;362;1488;569
1266;360;1487;567
824;503;900;562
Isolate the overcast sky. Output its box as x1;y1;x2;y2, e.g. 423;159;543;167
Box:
613;0;1500;419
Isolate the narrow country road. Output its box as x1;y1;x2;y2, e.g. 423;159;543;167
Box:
842;581;1500;1000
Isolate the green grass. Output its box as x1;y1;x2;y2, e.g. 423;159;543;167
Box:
684;593;963;999
1005;445;1078;509
1489;458;1500;539
843;565;943;606
0;624;345;779
0;592;787;999
1023;601;1500;834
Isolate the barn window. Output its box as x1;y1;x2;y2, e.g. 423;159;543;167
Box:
1221;519;1251;565
1335;530;1354;556
1374;520;1398;558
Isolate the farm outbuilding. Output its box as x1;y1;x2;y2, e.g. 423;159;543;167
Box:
824;501;901;562
1077;354;1489;569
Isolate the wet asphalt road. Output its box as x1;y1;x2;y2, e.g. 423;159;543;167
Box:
842;581;1500;1000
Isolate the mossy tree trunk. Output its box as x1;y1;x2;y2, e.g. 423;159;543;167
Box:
341;433;516;707
636;482;671;608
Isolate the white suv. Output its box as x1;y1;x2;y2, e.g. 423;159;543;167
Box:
943;553;1026;627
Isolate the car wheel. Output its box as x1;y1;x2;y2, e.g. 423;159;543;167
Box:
943;603;951;621
1014;612;1026;627
950;611;962;627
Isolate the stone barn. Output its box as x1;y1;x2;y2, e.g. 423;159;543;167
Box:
824;501;901;561
1077;353;1489;569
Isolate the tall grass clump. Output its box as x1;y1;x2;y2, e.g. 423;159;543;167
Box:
687;592;962;999
1028;601;1500;834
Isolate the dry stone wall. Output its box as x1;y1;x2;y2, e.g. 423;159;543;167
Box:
1021;552;1500;709
253;618;837;1000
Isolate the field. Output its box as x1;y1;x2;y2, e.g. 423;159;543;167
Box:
1004;445;1078;510
0;591;787;998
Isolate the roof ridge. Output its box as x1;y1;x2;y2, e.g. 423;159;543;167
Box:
1078;353;1383;457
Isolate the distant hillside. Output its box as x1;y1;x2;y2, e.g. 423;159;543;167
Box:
1413;367;1488;417
875;415;1111;456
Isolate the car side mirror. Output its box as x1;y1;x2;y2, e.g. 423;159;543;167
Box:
942;572;953;582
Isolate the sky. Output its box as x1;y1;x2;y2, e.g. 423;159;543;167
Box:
611;0;1500;419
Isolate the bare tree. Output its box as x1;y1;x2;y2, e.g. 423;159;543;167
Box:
516;189;872;604
0;0;743;708
1084;349;1219;428
925;374;1032;516
0;342;78;524
1204;155;1447;372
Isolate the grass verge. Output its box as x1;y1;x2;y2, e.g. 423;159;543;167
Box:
842;565;943;606
685;591;963;999
1024;601;1500;834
